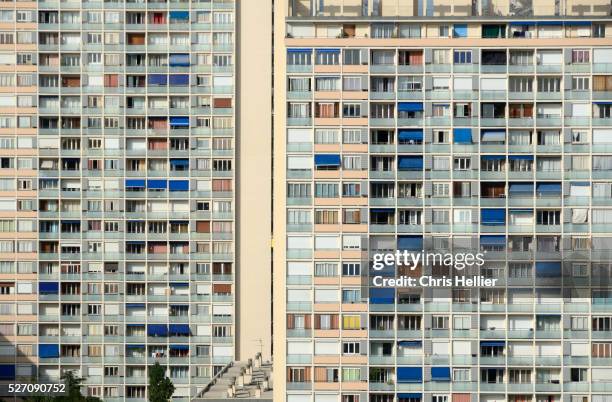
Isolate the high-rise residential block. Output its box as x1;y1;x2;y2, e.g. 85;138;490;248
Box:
0;0;272;399
273;1;612;402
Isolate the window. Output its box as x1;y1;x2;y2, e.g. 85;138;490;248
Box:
453;50;471;64
342;103;361;118
572;49;590;64
572;77;590;91
343;49;362;65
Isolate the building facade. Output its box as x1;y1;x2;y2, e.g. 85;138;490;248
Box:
0;0;272;400
274;1;612;402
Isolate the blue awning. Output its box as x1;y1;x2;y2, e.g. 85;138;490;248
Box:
147;324;168;337
537;183;562;193
398;394;422;400
481;341;505;347
480;235;506;245
169;74;189;86
564;21;592;26
169;180;189;191
170;282;189;287
431;367;451;381
316;48;340;53
39;282;59;294
0;365;15;380
398;129;423;142
481;155;505;161
537;21;563;26
148;179;167;190
398;102;423;112
453;24;468;37
398;156;423;171
170;345;190;351
536;262;561;277
509;183;534;193
481;209;506;225
169;324;190;336
169;54;190;67
287;48;312;53
398;236;423;251
481;129;506;142
509;155;534;160
148;74;167;86
126;303;145;308
126;179;146;188
314;154;341;166
39;344;60;358
126;324;144;327
126;241;145;245
169;116;190;127
454;128;472;144
510;21;536;26
170;159;189;168
126;344;145;349
594;101;612;105
169;11;189;20
369;287;394;304
398;341;422;347
397;367;422;383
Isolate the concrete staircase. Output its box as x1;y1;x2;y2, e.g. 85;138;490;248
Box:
196;354;273;400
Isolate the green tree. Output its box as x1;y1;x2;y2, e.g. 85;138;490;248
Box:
26;371;101;402
148;362;175;402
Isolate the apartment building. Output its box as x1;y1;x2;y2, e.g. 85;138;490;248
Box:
273;1;612;402
0;0;271;400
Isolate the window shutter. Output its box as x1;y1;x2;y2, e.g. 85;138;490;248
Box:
359;340;367;355
471;183;479;197
360;49;368;64
563;209;572;223
424;181;433;196
361;75;368;90
360;154;368;170
424;102;432;116
564;48;572;64
424;48;432;64
423;367;431;382
471;130;479;143
423;236;433;250
424;155;433;170
564;75;572;90
360;208;368;224
471;48;479;64
424;128;433;143
360;181;368;196
424;209;432;224
359;367;368;381
563;128;572;143
424;76;433;90
564;157;571;170
471;102;479;117
562;236;571;251
360;102;368;117
472;76;479;90
360;128;368;143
